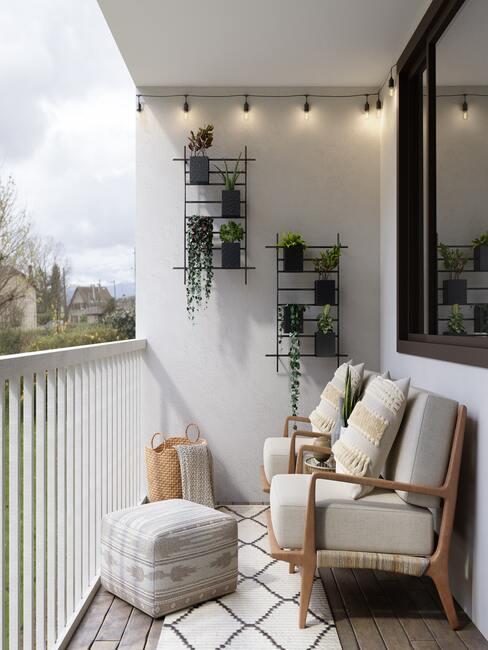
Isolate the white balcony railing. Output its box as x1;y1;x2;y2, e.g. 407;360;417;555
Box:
0;338;147;649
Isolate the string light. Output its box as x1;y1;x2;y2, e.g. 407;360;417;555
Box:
376;96;382;118
364;95;370;119
243;95;250;120
388;68;395;96
303;95;310;120
183;95;189;120
462;94;468;120
136;95;142;112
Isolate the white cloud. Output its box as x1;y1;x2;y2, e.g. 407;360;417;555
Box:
0;0;135;286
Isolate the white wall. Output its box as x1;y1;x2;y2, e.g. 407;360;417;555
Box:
137;87;380;503
380;90;488;636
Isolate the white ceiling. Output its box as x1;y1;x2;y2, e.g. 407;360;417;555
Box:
97;0;432;87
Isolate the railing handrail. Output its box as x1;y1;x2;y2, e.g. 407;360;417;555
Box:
0;338;147;375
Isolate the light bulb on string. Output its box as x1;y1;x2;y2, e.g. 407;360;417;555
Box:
243;95;250;121
376;96;382;118
136;96;143;112
462;94;468;120
304;95;310;120
183;95;189;120
364;95;370;119
388;68;395;97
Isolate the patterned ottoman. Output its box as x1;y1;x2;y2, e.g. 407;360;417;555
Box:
101;499;238;617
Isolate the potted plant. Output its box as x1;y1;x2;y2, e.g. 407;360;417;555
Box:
341;365;361;427
313;245;341;305
188;124;214;185
186;216;214;320
278;232;307;272
445;304;467;335
279;304;306;416
438;243;469;304
315;304;335;357
215;153;242;217
219;221;243;269
474;303;488;333
472;231;488;272
281;303;305;334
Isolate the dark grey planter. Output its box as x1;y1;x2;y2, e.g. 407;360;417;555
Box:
315;280;336;305
282;306;304;334
443;279;467;305
283;246;304;272
315;332;335;357
474;304;488;333
221;242;241;269
222;190;240;217
189;156;209;185
474;245;488;272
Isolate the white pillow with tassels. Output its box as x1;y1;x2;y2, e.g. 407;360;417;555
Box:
309;361;365;437
332;375;410;499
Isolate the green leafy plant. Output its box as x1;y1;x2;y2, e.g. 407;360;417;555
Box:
277;232;307;249
188;124;214;156
214;152;242;190
447;304;467;335
219;221;244;243
341;366;362;427
186;216;214;320
314;245;341;280
103;305;135;339
279;304;306;416
317;304;334;334
472;231;488;248
438;243;469;279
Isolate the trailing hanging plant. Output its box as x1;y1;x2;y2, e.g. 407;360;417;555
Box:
472;231;488;248
341;365;362;427
447;304;467;335
279;303;306;415
277;232;307;249
313;245;341;280
438;243;469;279
219;221;244;243
214;153;242;190
188;124;214;156
186;216;214;320
317;304;334;334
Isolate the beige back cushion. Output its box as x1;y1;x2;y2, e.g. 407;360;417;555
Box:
384;386;458;508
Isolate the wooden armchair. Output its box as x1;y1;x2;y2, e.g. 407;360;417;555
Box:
267;402;466;630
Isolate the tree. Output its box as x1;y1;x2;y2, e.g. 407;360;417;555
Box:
0;175;36;324
32;238;70;326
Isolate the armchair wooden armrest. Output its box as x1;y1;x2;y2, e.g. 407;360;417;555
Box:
295;444;332;474
282;415;311;438
288;430;322;473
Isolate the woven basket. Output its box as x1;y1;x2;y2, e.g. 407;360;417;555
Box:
145;423;206;502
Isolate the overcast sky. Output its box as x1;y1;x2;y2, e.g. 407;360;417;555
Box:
0;0;135;286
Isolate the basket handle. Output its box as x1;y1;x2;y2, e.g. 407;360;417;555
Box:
150;432;165;448
185;423;201;442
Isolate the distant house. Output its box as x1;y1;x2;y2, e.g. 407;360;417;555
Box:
68;285;112;325
0;269;37;330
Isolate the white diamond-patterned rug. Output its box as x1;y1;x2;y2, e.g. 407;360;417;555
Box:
158;505;341;649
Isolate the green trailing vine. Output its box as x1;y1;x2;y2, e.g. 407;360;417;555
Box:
279;303;306;416
186;216;214;320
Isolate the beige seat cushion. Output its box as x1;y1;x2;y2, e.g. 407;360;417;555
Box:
270;474;434;556
263;436;316;482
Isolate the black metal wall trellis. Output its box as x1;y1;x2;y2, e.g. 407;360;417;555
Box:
265;233;348;371
172;145;255;284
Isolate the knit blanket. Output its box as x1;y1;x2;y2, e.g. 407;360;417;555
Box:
175;443;215;509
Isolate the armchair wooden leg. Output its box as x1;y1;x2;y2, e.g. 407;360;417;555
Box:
430;568;460;630
289;562;295;574
298;559;316;629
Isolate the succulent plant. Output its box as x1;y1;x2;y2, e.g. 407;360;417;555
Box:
447;304;467;335
438;243;469;279
214;153;242;190
317;304;334;334
314;245;341;280
277;232;307;249
472;231;488;248
341;366;361;427
219;221;244;243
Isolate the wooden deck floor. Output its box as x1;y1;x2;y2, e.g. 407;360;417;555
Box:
68;569;488;649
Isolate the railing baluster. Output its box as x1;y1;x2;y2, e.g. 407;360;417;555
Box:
23;374;35;650
66;366;75;617
89;362;96;578
47;368;58;646
74;364;83;604
9;376;21;649
0;379;5;649
36;371;47;649
95;359;102;573
82;362;90;592
117;356;122;510
57;366;67;637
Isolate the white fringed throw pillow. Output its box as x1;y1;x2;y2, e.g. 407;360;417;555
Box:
332;375;410;499
309;361;364;436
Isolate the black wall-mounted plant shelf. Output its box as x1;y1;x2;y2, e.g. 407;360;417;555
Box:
265;233;348;371
437;243;488;334
172;145;256;284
